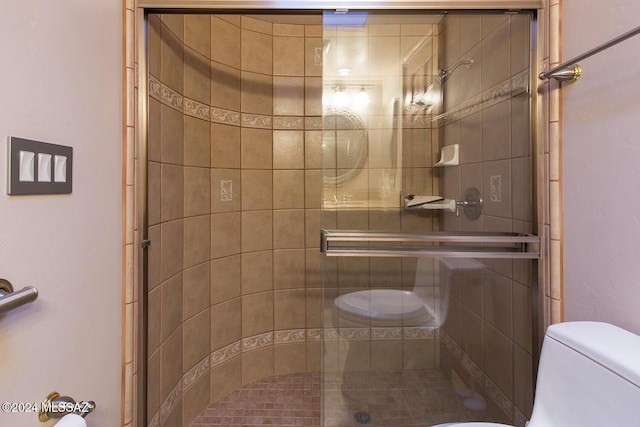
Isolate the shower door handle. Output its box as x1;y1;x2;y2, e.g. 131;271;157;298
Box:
320;230;540;259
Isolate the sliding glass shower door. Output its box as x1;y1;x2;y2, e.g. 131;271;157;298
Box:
320;10;538;427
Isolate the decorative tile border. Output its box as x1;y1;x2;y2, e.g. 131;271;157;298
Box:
309;326;439;342
148;411;159;427
371;327;402;340
514;408;527;427
442;330;516;423
305;116;322;130
184;97;210;121
485;376;513;419
148;75;243;129
183;355;211;391
242;331;273;352
210;341;241;368
435;69;530;126
241;113;272;129
461;352;484;384
273;116;304;129
402;114;433;129
510;71;529;96
274;329;306;344
210;107;241;126
148;75;161;101
322;328;339;341
404;326;438;340
149;378;182;427
402;70;529;129
307;328;324;341
148;75;183;111
338;327;370;340
160;84;183;111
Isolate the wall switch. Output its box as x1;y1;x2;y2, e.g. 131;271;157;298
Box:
18;150;35;182
54;155;67;183
7;137;73;195
38;153;52;182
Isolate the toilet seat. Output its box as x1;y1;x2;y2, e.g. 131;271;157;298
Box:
334;289;432;326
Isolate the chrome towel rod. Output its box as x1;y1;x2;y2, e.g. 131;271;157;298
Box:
539;25;640;82
0;278;38;315
320;230;540;259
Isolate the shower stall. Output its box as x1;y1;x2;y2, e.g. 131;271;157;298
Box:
140;6;539;427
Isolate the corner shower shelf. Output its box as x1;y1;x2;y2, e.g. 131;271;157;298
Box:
434;144;459;167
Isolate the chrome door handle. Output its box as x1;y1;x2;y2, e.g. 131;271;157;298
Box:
0;278;38;315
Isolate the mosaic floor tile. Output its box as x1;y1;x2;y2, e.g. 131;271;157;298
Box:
190;370;487;427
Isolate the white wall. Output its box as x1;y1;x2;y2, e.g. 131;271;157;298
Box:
562;0;640;334
0;1;122;426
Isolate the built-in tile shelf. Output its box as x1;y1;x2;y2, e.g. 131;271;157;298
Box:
434;144;459;167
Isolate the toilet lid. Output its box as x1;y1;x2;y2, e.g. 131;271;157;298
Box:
334;289;429;323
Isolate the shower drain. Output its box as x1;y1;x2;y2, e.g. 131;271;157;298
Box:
354;411;371;424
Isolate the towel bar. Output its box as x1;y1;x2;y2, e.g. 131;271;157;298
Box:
320;230;540;259
539;25;640;82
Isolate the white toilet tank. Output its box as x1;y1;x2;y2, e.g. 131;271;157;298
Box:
529;321;640;426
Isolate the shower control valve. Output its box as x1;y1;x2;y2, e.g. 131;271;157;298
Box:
456;187;483;220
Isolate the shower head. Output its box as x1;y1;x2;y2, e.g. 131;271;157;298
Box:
439;58;474;82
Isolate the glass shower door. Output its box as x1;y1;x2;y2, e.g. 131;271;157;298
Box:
320;10;538;427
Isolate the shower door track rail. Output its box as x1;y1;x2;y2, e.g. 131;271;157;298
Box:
320;230;540;259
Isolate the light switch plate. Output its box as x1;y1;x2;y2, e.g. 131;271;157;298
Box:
7;137;73;195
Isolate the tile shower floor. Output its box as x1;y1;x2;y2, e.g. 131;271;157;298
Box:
190;370;479;427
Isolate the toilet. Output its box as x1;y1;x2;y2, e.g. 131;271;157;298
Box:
334;288;434;327
433;321;640;427
334;258;482;328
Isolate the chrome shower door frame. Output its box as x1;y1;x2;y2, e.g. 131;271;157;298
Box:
134;2;543;426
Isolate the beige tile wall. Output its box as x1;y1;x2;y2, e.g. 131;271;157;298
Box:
437;12;537;425
145;13;324;427
321;21;442;379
